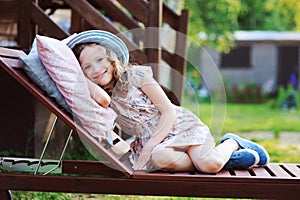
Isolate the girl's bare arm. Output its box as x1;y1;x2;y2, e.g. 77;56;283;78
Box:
141;78;176;148
132;75;176;170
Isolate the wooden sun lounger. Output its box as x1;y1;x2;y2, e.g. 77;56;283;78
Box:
0;47;300;199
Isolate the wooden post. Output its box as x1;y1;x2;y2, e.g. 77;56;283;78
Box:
18;0;32;50
145;0;162;81
0;190;11;200
70;10;82;34
170;10;189;103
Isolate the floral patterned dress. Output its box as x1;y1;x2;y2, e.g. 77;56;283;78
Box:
110;66;211;167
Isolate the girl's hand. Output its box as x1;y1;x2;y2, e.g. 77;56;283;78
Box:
132;152;152;171
86;78;111;107
130;139;139;153
132;145;153;171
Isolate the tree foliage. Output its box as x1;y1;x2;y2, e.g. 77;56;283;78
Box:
239;0;300;31
185;0;241;52
184;0;300;52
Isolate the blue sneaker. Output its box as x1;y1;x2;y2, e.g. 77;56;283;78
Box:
220;133;270;166
223;149;259;169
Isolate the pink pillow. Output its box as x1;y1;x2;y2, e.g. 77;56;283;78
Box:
36;35;116;141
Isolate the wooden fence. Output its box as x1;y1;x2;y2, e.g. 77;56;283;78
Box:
0;0;189;103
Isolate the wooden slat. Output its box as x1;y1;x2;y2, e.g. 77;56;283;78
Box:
0;190;10;200
162;3;179;29
30;2;69;40
145;0;162;80
88;0;144;44
215;169;232;176
133;171;196;180
252;166;272;177
162;48;173;66
133;171;236;181
170;9;189;104
70;9;82;34
89;0;141;31
281;163;300;177
133;163;300;181
0;57;21;68
233;169;252;177
116;0;149;25
62;160;125;177
66;0;122;36
18;0;31;49
0;47;26;58
267;163;292;177
0;0;19;19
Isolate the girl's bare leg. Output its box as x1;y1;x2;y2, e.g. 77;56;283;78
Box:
187;136;239;173
151;147;195;171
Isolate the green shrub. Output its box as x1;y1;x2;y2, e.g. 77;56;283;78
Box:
270;84;300;110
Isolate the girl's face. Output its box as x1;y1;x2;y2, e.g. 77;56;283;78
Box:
79;44;114;87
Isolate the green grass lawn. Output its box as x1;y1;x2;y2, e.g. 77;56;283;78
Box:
182;98;300;134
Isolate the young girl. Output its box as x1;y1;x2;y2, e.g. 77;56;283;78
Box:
68;30;269;172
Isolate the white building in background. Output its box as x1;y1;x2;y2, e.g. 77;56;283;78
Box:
199;31;300;95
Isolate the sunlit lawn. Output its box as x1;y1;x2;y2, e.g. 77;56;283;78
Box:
182;98;300;134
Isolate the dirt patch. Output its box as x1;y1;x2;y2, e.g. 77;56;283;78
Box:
280;132;300;146
238;131;300;146
238;131;274;140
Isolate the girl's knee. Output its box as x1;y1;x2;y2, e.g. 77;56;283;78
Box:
151;148;177;169
192;156;225;173
188;143;226;173
151;148;193;171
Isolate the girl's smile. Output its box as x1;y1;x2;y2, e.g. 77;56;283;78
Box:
79;44;113;87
